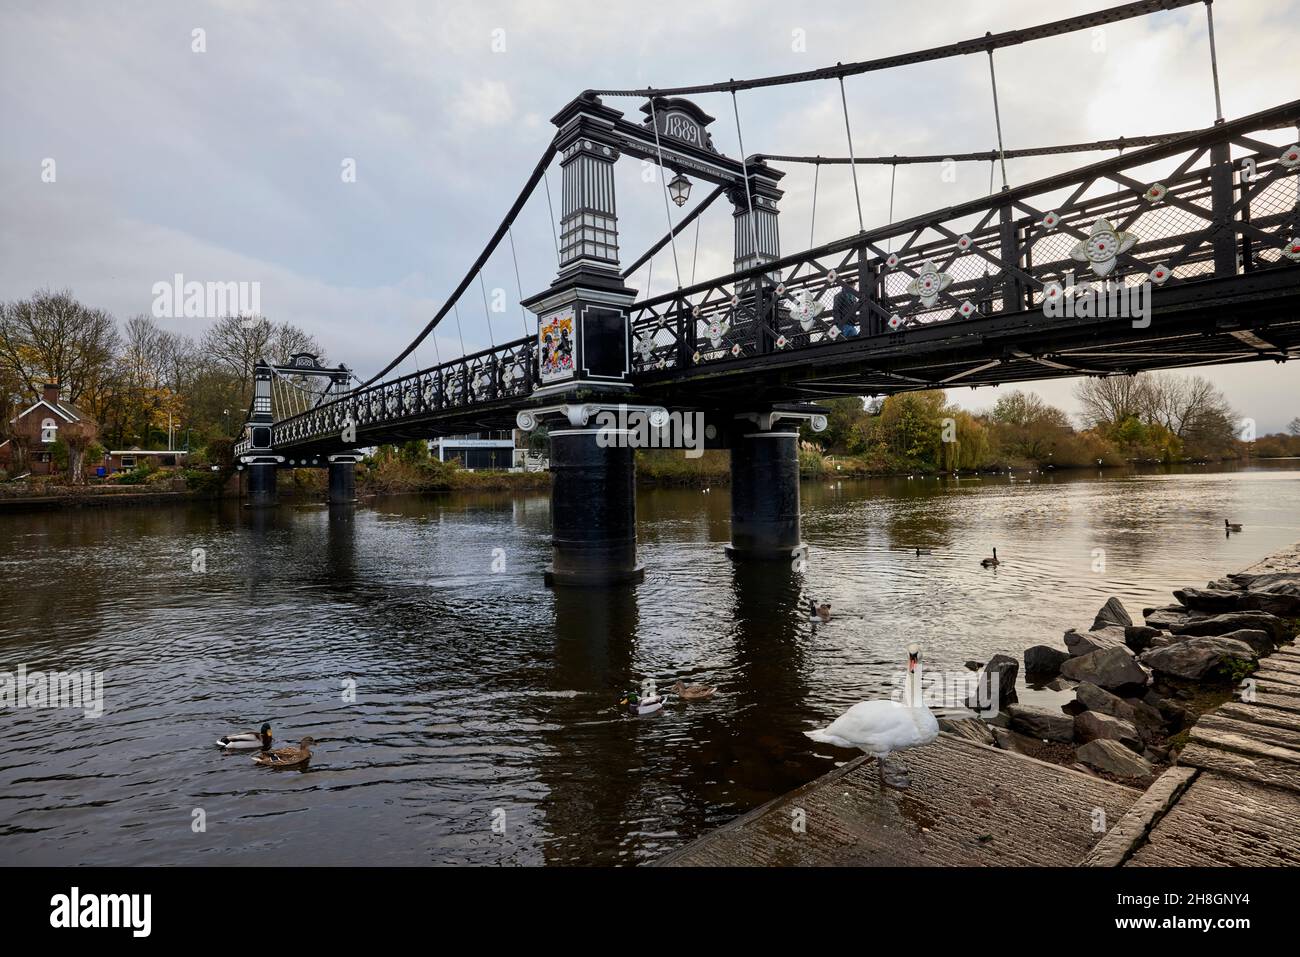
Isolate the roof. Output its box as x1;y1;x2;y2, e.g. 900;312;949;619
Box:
9;398;97;429
107;449;187;456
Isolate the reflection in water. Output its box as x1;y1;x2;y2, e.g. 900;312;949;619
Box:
0;464;1298;865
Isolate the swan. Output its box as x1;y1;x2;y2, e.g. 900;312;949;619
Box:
805;644;938;789
217;723;272;751
980;547;1000;567
1224;519;1242;532
808;599;831;622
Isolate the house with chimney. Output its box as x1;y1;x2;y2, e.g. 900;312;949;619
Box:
1;383;100;480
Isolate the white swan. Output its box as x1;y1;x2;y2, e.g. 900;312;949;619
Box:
805;644;939;789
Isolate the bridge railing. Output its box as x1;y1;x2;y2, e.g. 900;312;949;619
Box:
629;101;1299;378
235;335;536;453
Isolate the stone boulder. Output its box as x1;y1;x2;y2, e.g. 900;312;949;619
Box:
1073;711;1142;751
1170;610;1290;644
1213;628;1273;655
1091;597;1133;631
1075;682;1136;723
1121;696;1167;743
1007;703;1075;742
1139;635;1257;681
1173;586;1242;613
1060;646;1149;692
971;654;1019;710
990;726;1040;755
938;715;997;746
1241;580;1300;617
1024;644;1070;676
1144;607;1195;631
1076;739;1155;780
1124;625;1165;653
1064;626;1128;657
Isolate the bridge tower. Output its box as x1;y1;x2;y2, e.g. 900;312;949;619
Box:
244;361;279;508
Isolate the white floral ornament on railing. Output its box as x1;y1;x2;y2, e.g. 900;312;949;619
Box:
1042;211;1061;230
906;259;954;308
1283;238;1300;263
775;334;788;349
1143;183;1167;204
1070;218;1138;277
1042;281;1064;305
885;253;900;269
1150;264;1172;284
705;316;729;347
1280;145;1300;170
958;300;976;318
730;343;743;356
887;313;902;330
790;290;823;331
956;234;973;252
636;334;655;363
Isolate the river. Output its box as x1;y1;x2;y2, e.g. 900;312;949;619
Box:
2;462;1298;865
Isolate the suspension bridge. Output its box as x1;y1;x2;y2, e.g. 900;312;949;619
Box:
232;0;1300;585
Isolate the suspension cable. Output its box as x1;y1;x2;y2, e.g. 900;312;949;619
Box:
543;169;561;265
809;160;820;247
837;75;865;231
691;216;701;286
507;226;530;338
887;162;897;253
478;271;495;348
730;89;762;273
647;98;684;289
986;44;1009;190
1203;0;1224;123
589;1;1200;98
453;302;466;356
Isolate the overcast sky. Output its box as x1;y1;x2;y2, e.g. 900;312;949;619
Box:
2;0;1298;430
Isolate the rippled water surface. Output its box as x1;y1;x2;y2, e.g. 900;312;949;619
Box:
2;463;1299;865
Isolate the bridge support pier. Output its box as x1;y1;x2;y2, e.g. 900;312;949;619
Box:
246;460;278;508
725;409;827;562
327;454;359;505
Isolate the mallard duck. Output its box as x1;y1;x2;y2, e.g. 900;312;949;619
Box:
620;691;665;715
252;736;315;768
671;680;717;701
981;547;1000;568
808;599;832;622
1225;520;1242;532
217;723;272;751
805;644;939;790
914;548;932;555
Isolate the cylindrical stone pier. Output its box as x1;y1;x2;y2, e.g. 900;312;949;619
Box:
246;462;278;508
328;458;356;505
726;428;802;560
546;425;643;586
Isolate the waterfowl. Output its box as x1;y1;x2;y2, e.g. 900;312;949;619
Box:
914;548;932;556
620;691;665;715
1225;520;1242;532
805;644;938;789
981;547;1000;568
217;723;272;751
671;680;717;701
808;599;832;622
252;736;315;768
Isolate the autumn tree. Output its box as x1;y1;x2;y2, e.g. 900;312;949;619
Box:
0;289;119;403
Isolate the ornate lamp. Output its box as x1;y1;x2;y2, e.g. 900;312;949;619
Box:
667;172;692;207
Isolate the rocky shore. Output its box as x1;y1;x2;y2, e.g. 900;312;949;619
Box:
942;568;1300;787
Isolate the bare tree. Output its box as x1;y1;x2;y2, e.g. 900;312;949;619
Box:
1073;375;1146;428
1289;416;1300;437
0;289;119;402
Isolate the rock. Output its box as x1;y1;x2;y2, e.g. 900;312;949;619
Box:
1076;739;1155;780
990;726;1039;755
938;716;996;746
971;654;1018;711
1007;703;1075;742
1071;762;1099;777
1139;635;1258;681
1073;711;1143;751
1213;628;1273;655
1024;644;1070;675
964;660;984;672
1170;611;1290;644
1206;577;1245;592
1124;625;1164;653
1046;677;1075;692
1144;608;1195;630
1173;586;1242;613
1143;691;1189;732
1075;682;1136;723
1241;580;1300;617
1062;698;1086;716
1091;597;1133;631
1121;697;1167;742
1064;626;1128;657
1060;646;1149;692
